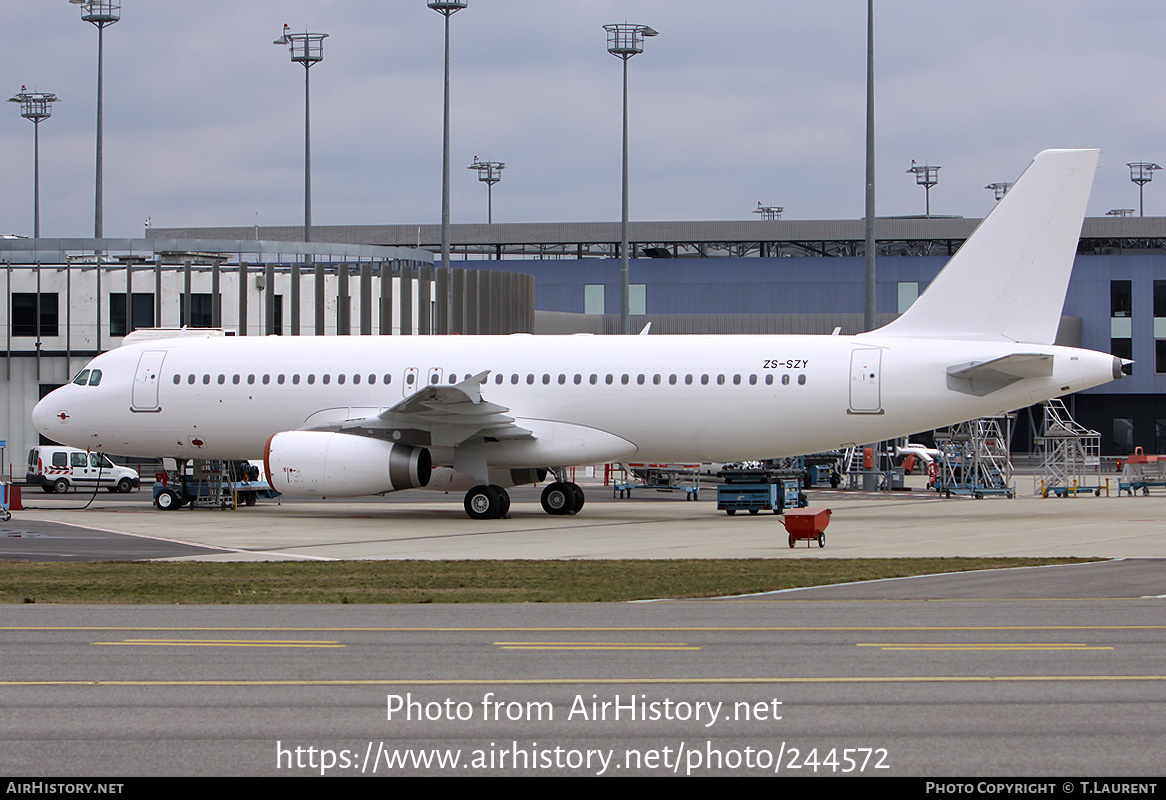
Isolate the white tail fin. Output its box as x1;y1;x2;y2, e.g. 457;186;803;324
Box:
872;148;1098;344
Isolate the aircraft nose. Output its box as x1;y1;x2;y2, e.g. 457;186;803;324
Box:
31;391;61;437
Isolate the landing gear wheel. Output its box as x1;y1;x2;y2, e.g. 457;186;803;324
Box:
155;489;181;511
566;482;585;513
52;478;69;494
488;485;510;518
465;485;504;520
541;482;573;515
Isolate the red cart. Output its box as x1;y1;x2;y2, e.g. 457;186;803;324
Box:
783;507;831;548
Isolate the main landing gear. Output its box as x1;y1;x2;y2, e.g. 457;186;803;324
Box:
541;481;585;516
463;484;511;520
459;478;586;520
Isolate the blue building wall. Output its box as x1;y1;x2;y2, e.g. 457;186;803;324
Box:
462;253;1166;452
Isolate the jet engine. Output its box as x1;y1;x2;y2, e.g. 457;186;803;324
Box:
264;431;431;497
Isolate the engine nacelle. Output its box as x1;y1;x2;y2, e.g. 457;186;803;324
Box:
264;431;431;497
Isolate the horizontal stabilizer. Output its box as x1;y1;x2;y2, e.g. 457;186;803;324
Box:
946;353;1054;396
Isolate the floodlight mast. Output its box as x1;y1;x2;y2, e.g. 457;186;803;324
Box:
753;202;783;221
274;25;328;244
68;0;119;238
906;161;940;217
1127;161;1161;217
468;157;505;224
8;87;60;238
985;181;1013;202
605;23;658;335
430;1;467;283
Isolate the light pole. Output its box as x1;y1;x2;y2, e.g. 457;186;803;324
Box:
1127;162;1161;217
468;156;505;223
8;87;60;238
604;23;658;335
906;161;940;217
753;202;783;221
985;181;1012;202
429;1;467;276
274;24;328;243
68;0;119;238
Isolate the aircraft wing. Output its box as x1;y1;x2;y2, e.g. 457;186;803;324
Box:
300;371;533;448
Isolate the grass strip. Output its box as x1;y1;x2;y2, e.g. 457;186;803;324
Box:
0;557;1100;604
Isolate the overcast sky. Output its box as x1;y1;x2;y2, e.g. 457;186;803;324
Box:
2;1;1165;238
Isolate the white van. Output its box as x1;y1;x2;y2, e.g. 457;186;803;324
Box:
26;446;140;494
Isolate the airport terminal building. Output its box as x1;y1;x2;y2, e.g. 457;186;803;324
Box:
0;237;534;466
1;214;1161;465
151;215;1166;457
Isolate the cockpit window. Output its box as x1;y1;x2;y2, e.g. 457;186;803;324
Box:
72;369;91;386
88;369;102;386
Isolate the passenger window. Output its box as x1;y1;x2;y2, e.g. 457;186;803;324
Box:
338;374;346;385
668;374;677;385
72;369;90;386
188;374;196;384
291;374;300;385
685;374;693;385
217;374;226;385
383;374;392;384
558;374;566;385
621;374;629;385
71;453;87;468
732;374;741;385
277;374;286;385
247;375;255;385
322;374;331;384
173;375;181;385
369;374;377;384
448;374;457;384
700;374;709;385
749;374;757;385
88;370;102;386
542;374;550;385
526;374;535;385
262;374;271;385
52;452;67;468
495;374;504;385
574;374;582;385
590;374;598;385
781;374;790;385
307;374;315;385
202;375;211;385
605;374;613;385
354;374;362;385
798;374;807;385
232;374;241;385
511;374;519;384
717;374;725;385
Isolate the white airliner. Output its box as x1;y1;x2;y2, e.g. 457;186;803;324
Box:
33;149;1125;519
